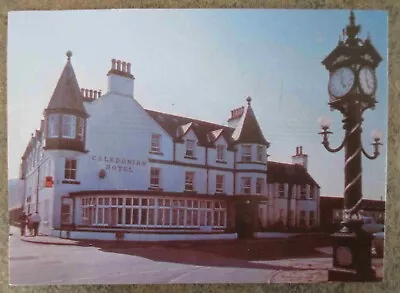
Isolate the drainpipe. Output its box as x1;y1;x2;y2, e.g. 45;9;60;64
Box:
173;141;176;162
59;195;65;238
205;147;209;194
233;148;237;195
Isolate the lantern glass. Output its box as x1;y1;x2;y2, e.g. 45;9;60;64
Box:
371;129;382;140
319;116;332;129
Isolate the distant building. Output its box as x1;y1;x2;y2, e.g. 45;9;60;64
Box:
15;52;321;240
319;196;385;231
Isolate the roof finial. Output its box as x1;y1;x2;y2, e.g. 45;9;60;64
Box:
349;9;355;26
345;9;361;41
66;50;73;61
246;96;252;105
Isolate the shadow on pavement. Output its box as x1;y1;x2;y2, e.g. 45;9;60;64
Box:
81;236;333;271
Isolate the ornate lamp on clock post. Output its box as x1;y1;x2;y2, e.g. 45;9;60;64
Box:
319;10;383;281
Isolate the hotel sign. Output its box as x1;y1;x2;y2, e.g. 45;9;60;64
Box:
91;155;147;173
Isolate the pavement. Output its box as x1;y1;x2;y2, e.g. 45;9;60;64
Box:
9;225;384;283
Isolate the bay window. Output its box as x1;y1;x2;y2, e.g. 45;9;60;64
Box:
62;115;77;138
48;114;59;138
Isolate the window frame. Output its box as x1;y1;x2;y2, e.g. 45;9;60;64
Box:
216;144;225;162
62;115;77;139
256;177;264;194
216;174;224;193
64;158;77;181
256;145;264;162
151;134;161;153
150;167;161;188
185;139;196;158
241;145;252;162
241;177;251;195
185;171;195;191
278;184;285;197
77;117;85;141
48;114;60;138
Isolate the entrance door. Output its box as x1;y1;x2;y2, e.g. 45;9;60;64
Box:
235;202;256;239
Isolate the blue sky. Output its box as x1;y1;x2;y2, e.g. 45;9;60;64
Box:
7;9;388;199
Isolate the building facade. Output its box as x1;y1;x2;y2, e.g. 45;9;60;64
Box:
17;52;320;240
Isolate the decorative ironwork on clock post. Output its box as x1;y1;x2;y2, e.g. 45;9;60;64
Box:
319;10;383;281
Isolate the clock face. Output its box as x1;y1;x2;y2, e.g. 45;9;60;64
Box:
336;246;353;267
359;66;377;96
328;67;355;98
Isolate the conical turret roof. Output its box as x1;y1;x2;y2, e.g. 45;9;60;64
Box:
231;96;269;146
46;51;87;115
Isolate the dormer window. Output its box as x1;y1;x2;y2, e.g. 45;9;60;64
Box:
216;145;225;162
185;140;196;158
48;114;60;138
62;115;76;139
256;145;264;162
241;145;251;162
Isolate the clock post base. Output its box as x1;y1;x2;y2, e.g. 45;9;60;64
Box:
328;220;377;282
328;267;376;282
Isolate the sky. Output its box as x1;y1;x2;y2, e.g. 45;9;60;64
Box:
7;9;388;200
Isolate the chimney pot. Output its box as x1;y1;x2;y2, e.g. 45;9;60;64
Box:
89;89;93;98
85;89;89;98
117;60;121;71
81;88;85;96
99;89;102;96
111;59;117;70
122;61;127;72
94;90;98;98
127;63;131;74
300;146;303;154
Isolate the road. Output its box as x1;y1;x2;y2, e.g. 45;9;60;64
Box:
8;229;381;285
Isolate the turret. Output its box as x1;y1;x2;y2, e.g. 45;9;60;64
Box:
43;51;88;153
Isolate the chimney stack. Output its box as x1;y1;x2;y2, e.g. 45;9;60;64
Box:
292;145;308;170
107;58;135;97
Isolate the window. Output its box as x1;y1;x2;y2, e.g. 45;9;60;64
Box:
256;178;264;194
185;140;196;158
300;185;306;199
64;159;77;180
241;145;251;162
151;134;161;152
77;117;85;141
300;210;306;227
241;177;251;194
216;175;224;193
185;171;195;191
48;114;59;138
150;167;161;188
216;145;225;162
278;184;285;197
62;115;76;138
309;187;314;199
257;145;264;162
309;211;315;227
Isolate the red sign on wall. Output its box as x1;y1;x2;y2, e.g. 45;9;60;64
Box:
45;176;53;188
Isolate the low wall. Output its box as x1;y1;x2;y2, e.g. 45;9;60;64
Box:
51;230;237;242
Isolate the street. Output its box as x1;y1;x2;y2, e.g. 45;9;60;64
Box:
9;227;382;285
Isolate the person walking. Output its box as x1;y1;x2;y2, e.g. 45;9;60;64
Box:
18;212;28;236
31;212;41;237
27;213;33;236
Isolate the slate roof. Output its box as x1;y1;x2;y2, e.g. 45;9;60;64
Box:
231;98;269;146
267;161;320;187
46;52;87;116
145;109;235;149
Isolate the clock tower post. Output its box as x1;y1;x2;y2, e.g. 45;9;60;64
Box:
319;10;383;281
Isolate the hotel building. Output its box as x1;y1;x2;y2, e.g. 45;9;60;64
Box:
15;52;320;241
